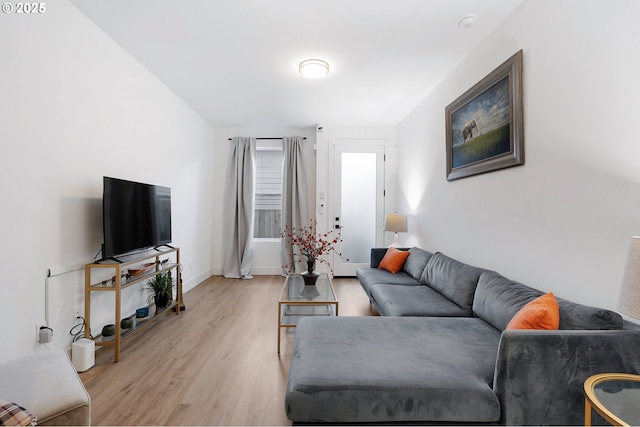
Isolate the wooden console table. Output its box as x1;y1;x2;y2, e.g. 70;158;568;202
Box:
84;246;182;362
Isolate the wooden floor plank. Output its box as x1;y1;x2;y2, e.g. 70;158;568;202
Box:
79;275;372;426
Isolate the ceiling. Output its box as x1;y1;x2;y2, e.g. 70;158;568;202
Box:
70;0;523;128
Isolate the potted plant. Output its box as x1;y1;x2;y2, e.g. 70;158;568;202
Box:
144;272;174;309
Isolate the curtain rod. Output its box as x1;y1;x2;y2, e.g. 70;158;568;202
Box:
227;137;307;140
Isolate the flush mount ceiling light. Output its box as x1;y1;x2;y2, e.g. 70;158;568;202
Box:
458;15;477;28
299;59;329;79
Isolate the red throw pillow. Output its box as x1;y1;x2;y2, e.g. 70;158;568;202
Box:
506;292;560;330
378;248;410;274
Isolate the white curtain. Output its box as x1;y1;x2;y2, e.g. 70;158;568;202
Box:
281;136;308;274
222;137;256;279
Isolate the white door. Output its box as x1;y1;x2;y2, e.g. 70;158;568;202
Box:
330;143;385;276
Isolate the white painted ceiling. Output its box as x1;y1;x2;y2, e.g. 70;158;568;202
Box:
70;0;523;128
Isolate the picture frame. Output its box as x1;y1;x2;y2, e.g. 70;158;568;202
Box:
445;49;524;181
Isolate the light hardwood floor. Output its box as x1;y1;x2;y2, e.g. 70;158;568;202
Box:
79;275;375;426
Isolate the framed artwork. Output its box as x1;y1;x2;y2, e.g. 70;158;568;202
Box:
445;49;524;181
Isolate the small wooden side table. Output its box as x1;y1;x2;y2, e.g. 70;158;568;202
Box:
584;373;640;426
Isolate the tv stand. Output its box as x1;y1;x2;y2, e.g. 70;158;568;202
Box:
84;246;183;362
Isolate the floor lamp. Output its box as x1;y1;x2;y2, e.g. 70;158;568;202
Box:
618;236;640;321
384;213;407;248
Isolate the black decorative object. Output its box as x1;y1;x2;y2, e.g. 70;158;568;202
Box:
302;260;320;286
155;293;170;309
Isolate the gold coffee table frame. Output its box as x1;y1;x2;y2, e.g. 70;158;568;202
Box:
584;373;640;426
277;273;338;354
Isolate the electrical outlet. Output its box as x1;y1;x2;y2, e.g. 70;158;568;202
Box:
36;322;46;342
74;306;82;319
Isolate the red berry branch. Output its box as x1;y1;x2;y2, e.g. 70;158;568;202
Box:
281;218;348;275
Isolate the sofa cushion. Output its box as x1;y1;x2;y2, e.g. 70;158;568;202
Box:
356;267;421;299
286;316;501;423
370;284;472;317
506;293;560;330
378;248;410;273
473;270;624;331
473;270;546;331
421;252;483;313
402;247;433;282
556;297;623;330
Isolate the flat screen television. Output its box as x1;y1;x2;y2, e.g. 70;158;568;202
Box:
102;176;172;260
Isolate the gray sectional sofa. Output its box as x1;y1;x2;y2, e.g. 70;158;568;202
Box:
285;247;640;425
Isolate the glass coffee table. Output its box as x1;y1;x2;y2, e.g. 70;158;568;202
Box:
584;373;640;426
278;273;338;353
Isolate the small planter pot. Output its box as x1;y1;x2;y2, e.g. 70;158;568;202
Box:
155;294;170;309
102;324;116;337
120;318;133;329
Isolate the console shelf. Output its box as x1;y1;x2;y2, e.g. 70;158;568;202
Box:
84;246;182;362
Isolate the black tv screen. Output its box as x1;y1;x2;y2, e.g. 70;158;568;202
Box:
102;177;172;259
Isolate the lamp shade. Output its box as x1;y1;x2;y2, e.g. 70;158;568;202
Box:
618;236;640;320
384;214;408;233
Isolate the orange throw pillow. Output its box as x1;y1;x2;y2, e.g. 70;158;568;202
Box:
506;292;560;330
378;248;410;274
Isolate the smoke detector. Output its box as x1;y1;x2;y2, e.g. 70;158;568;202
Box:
458;15;477;28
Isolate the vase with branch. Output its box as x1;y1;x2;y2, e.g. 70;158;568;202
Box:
281;219;347;285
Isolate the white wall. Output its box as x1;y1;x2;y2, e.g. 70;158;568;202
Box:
396;0;640;310
0;1;214;362
211;127;317;275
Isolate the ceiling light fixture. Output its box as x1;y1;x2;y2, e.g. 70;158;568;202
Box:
299;59;329;79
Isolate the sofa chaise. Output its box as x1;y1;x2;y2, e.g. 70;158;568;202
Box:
285;247;640;425
0;350;91;425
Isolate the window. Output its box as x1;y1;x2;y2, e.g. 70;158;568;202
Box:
254;143;283;238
